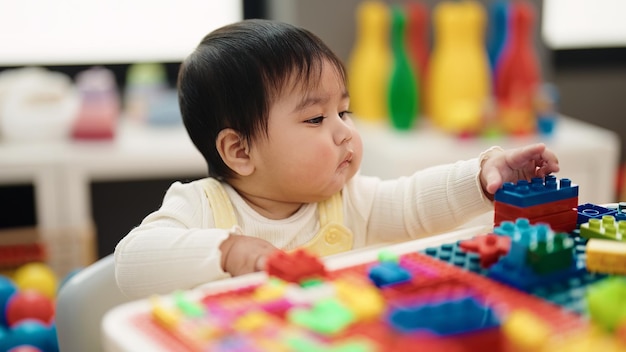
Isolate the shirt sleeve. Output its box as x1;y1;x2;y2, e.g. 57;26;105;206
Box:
350;156;494;245
114;181;232;299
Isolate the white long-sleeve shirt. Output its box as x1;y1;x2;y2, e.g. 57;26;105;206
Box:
115;157;493;298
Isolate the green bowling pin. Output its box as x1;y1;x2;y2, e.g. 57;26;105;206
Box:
388;5;419;130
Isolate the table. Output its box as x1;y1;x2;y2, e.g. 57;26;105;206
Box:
101;224;493;352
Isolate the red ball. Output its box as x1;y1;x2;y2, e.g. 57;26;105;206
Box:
5;290;54;327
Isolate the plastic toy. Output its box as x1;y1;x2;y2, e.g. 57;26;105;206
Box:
494;176;578;232
459;233;511;268
12;263;58;299
586;277;626;332
0;263;63;352
347;0;392;122
5;290;55;327
265;249;326;284
494;176;578;207
577;203;619;224
586;238;626;275
580;215;626;242
388;5;419;130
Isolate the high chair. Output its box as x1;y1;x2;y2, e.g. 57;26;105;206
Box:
56;254;133;352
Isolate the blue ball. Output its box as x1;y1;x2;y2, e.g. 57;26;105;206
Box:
0;276;18;327
5;320;51;351
0;325;11;350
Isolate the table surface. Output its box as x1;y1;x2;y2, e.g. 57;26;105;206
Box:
102;216;624;352
99;224;499;352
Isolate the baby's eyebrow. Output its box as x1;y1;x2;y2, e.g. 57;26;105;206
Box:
293;91;349;113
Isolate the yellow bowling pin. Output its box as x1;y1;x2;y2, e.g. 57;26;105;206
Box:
347;1;392;123
427;0;491;135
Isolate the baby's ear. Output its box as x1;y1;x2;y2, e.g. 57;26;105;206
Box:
216;128;254;176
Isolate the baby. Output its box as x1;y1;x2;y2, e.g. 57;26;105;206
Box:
114;19;559;298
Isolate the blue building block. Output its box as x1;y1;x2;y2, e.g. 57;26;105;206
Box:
494;175;578;207
388;296;500;335
577;203;618;225
368;262;411;288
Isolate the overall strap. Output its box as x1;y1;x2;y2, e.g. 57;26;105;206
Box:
201;178;238;229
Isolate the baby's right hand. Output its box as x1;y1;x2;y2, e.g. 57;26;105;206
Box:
219;233;279;276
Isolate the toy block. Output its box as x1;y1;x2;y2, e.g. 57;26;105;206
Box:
586;276;626;332
334;278;385;320
502;309;552;350
526;233;575;275
577;203;618;224
484;219;584;291
368;261;412;288
387;296;500;335
580;215;626;242
494;175;578;207
459;234;511;268
586;238;626;275
495;197;578;218
487;253;585;292
265;249;326;283
287;297;355;335
495;207;577;233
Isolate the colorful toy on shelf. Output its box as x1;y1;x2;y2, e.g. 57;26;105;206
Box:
494;175;578;232
405;0;429;112
71;66;120;140
347;0;392;122
486;0;509;73
427;0;491;136
494;0;541;135
388;5;419;130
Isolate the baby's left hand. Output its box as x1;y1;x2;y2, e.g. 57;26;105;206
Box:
480;143;560;198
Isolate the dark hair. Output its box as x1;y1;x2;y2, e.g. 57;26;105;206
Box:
178;19;347;179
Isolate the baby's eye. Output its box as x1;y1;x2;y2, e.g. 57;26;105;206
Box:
339;110;352;119
305;116;325;124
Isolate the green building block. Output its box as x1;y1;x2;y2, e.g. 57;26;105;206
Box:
586;276;626;332
526;233;574;274
288;298;355;335
580;215;626;242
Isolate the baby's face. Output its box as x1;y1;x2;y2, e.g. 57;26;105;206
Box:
247;60;363;203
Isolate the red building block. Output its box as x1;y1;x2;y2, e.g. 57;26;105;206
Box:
494;197;578;218
265;249;327;283
494;208;577;233
459;234;511;268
